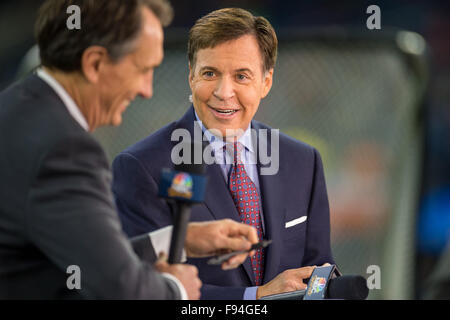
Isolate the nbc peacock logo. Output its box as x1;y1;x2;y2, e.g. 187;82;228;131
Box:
307;275;327;296
168;172;193;199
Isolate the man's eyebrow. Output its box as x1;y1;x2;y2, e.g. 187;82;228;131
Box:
198;66;254;76
198;66;220;74
141;62;161;72
235;68;254;76
133;59;161;72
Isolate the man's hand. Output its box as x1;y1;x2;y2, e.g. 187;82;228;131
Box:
256;266;316;299
154;253;202;300
185;219;258;270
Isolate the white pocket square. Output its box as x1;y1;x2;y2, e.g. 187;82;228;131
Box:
285;216;307;228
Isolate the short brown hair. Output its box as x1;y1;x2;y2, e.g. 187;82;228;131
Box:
188;8;278;73
35;0;173;72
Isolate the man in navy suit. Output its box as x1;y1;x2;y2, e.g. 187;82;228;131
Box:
113;8;334;299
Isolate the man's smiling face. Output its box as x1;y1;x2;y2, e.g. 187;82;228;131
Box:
189;34;273;139
96;7;164;127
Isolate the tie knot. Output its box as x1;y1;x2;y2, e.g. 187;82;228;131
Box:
225;141;244;164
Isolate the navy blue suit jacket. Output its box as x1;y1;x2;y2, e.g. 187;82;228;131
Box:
112;107;334;299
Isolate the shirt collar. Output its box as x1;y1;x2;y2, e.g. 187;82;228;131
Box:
193;109;254;154
36;68;89;131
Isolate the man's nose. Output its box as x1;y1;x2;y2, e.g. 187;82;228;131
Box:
139;71;154;99
213;76;235;101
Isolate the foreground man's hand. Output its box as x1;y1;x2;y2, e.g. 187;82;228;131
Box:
256;266;316;299
154;253;202;300
185;219;259;270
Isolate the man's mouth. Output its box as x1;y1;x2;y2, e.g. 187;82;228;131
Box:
208;105;239;115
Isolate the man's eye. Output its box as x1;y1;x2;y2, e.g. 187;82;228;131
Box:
236;74;248;81
203;71;215;78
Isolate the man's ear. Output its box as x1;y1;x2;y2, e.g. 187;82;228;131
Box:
261;68;274;99
80;46;108;84
188;62;194;90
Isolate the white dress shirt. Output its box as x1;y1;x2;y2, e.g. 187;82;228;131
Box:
36;68;89;131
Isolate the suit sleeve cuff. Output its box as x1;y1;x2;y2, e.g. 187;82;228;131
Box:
161;273;188;300
243;286;258;300
148;225;187;262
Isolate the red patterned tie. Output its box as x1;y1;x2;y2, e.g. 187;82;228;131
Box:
227;141;264;285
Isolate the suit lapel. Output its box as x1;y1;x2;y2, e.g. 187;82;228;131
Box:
253;121;285;284
203;164;240;221
175;107;256;284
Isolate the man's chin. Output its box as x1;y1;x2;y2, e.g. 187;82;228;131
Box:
111;115;123;127
112;102;131;126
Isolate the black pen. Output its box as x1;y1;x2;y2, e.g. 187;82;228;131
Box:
207;239;272;265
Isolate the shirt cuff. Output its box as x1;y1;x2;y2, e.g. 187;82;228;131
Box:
243;286;258;300
148;225;187;262
161;272;188;300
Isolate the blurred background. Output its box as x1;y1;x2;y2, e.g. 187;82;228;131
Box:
1;0;449;299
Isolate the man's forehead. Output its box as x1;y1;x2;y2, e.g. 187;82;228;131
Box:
194;35;264;72
194;55;264;75
129;7;164;67
141;7;164;41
